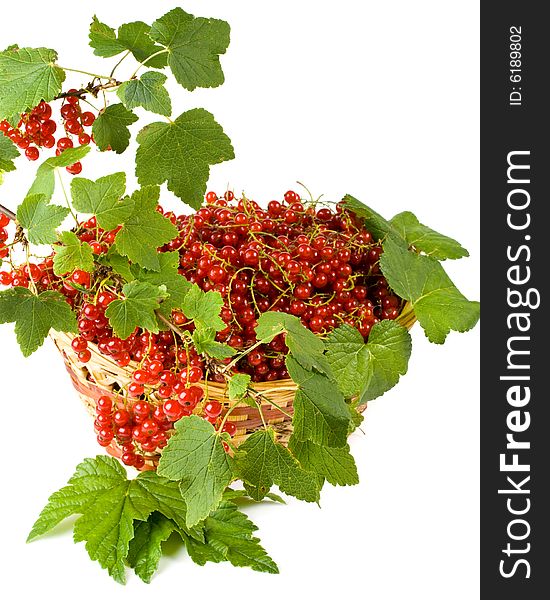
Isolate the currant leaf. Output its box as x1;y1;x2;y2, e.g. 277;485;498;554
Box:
135;108;234;208
228;373;251;403
70;172;132;230
390;211;469;260
126;513;176;584
27;145;91;201
0;287;77;357
130;251;191;317
235;428;321;502
117;71;172;117
288;437;359;487
157;415;234;528
114;186;178;271
16;194;69;245
28;456;199;584
0;134;19;175
149;7;230;91
88;16;125;57
325;321;412;402
255;311;332;375
192;327;236;359
117;22;168;69
342;194;403;243
92;104;138;154
0;47;65;120
181;283;225;331
105;280;166;340
183;500;279;574
380;236;480;343
286;356;351;448
53;231;94;276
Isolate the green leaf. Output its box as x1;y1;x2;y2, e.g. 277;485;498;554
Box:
88;16;125;57
114;186;178;271
70;172;131;230
289;437;359;487
117;22;168;69
342;194;403;243
89;18;167;68
235;428;321;502
150;7;230;91
117;71;171;116
181;283;225;331
255;311;332;375
92;104;138;154
228;373;251;403
53;231;94;276
286;356;351;448
192;327;236;359
135;108;234;208
0;287;77;357
126;514;176;584
184;500;279;574
0;133;19;174
100;247;134;282
157;415;234;528
27;145;91;201
390;211;469;260
0;47;65;120
130;251;190;317
325;321;412;402
380;237;480;343
28;456;198;584
105;280;165;340
16;194;69;244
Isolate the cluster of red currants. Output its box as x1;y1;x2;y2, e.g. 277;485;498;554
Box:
166;190;403;382
0;92;97;174
0;213;11;266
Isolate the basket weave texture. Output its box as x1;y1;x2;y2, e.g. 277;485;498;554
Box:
51;304;416;470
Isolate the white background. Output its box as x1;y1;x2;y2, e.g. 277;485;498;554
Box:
0;1;480;598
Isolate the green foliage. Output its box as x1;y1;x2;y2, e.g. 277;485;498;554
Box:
105;280;166;339
70;172;131;230
135;108;234;207
390;211;469;260
380;237;480;343
0;134;19;175
192;327;236;359
53;231;94;276
92;104;138;154
149;8;230;91
114;186;178;271
27;146;91;201
181;283;225;331
27;456;198;584
157;416;234;528
0;287;77;356
16;194;69;245
289;437;359;487
286;356;351;448
235;428;322;502
325;321;412;402
117;71;172;116
184;500;279;574
0;47;65;120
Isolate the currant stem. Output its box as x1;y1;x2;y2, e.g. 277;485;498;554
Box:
222;338;267;373
129;48;170;80
60;67;115;80
0;203;16;222
110;50;131;78
56;171;79;225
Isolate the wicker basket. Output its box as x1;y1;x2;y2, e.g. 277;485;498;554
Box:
50;303;417;470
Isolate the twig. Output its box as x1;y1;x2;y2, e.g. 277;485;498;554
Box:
0;203;16;222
